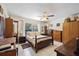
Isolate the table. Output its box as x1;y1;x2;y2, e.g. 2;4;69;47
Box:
55;45;77;56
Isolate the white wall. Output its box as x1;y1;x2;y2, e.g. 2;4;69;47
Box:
49;17;65;31
23;17;41;35
10;15;25;36
10;15;41;36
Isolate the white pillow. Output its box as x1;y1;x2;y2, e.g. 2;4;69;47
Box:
27;31;40;36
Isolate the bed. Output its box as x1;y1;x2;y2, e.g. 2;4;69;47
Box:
26;31;53;53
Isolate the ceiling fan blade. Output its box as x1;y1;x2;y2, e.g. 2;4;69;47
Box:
48;15;54;17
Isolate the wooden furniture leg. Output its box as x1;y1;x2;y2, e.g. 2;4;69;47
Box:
35;35;38;53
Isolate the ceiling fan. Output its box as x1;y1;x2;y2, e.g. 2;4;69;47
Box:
39;11;54;21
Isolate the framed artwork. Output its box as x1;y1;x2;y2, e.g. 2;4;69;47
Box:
56;23;60;26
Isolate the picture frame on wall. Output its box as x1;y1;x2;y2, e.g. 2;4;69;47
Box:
56;23;60;26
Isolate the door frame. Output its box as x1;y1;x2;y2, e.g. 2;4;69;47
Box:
13;20;19;43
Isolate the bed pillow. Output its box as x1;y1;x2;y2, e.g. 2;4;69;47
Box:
27;31;40;36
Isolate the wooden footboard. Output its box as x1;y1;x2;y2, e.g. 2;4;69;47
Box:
36;39;52;50
26;31;53;53
27;38;53;53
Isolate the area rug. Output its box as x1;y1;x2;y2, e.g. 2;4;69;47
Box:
21;43;31;49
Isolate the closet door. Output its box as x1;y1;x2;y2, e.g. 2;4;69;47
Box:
68;22;77;50
63;21;78;50
62;22;70;44
77;21;79;37
4;18;13;38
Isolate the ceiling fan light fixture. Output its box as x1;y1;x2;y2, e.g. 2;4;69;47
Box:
39;11;54;22
41;17;48;22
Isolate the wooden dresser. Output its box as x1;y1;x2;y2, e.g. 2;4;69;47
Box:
53;30;62;42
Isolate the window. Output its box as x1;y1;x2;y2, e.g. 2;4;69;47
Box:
25;23;38;32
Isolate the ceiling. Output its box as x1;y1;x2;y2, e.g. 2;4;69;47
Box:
3;3;79;21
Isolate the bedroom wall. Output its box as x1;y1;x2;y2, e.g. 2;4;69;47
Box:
23;18;41;36
24;18;41;33
10;14;66;37
49;14;79;31
10;15;41;36
10;15;25;36
49;17;65;31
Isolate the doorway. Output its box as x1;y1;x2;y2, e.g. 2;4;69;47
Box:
13;21;19;43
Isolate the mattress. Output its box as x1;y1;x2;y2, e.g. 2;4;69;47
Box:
26;35;52;47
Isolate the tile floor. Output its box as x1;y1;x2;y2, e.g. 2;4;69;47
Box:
17;41;63;56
